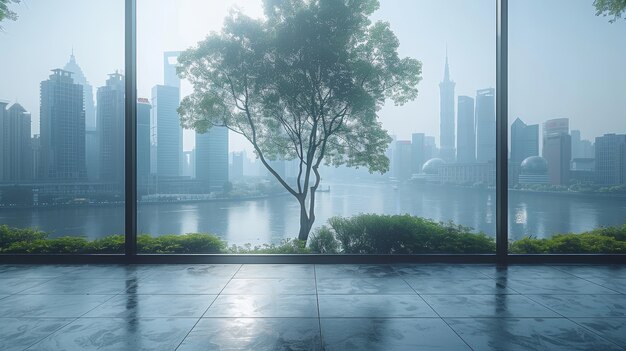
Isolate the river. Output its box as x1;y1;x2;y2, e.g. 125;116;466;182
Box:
1;181;625;246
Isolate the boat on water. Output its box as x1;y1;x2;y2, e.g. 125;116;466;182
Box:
317;185;331;193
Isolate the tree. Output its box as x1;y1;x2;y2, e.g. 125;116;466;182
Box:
594;0;626;22
178;0;421;241
0;0;20;30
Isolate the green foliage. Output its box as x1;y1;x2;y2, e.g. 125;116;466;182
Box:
308;226;341;254
326;214;495;254
594;0;626;22
229;239;310;254
137;233;226;254
510;224;626;254
0;0;20;28
177;0;421;241
0;224;46;248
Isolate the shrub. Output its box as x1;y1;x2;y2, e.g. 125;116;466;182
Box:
138;233;226;254
510;228;626;254
229;238;310;254
0;225;46;248
328;214;495;254
308;226;341;254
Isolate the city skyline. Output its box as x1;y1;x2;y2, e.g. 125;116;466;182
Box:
0;0;624;155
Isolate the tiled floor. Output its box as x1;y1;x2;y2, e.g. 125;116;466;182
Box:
0;264;625;350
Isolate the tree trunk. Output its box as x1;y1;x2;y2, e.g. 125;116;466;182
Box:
298;200;312;242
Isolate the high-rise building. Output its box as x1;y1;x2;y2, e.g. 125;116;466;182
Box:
411;133;425;175
475;88;496;163
97;72;125;187
595;133;626;185
163;51;185;175
571;129;595;159
2;103;32;182
439;54;456;162
0;101;7;182
151;85;181;178
542;118;571;186
425;136;437;160
137;98;152;182
231;151;244;180
64;52;96;131
39;69;86;180
510;117;539;164
195;126;229;191
393;140;412;181
31;135;40;180
456;96;475;163
163;51;182;88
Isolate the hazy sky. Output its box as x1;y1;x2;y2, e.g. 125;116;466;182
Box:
0;0;624;154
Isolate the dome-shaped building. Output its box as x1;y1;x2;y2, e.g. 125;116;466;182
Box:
422;158;446;175
519;156;549;185
520;156;548;175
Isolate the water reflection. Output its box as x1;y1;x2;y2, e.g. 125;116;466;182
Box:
1;181;625;245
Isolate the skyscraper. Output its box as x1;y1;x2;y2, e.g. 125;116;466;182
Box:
2;103;32;181
39;69;86;180
161;51;185;176
97;72;125;187
456;96;475;163
64;52;95;131
542;118;571;186
510;117;539;164
137;98;152;182
0;101;7;182
393;140;412;181
151;85;181;178
411;133;425;174
195;126;229;191
439;53;456;162
475;88;496;163
595;133;626;185
231;151;244;180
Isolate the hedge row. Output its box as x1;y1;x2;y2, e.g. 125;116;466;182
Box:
1;215;625;254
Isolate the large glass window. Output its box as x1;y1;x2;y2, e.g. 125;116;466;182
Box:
0;0;125;254
508;0;626;254
136;0;496;255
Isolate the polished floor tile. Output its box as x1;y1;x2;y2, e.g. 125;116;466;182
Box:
1;264;625;351
21;278;135;295
319;295;437;317
317;278;415;295
506;277;619;294
178;318;322;351
205;295;319;317
393;264;490;279
553;265;626;279
586;278;626;294
573;318;626;347
27;318;197;351
222;278;316;295
0;318;72;351
321;318;471;351
446;317;623;351
527;294;626;317
421;294;559;318
405;277;513;295
316;264;399;279
128;277;230;295
0;294;112;318
235;264;314;279
84;294;217;318
0;277;50;295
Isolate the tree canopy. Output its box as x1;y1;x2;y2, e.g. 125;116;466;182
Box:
594;0;626;22
0;0;19;30
178;0;421;240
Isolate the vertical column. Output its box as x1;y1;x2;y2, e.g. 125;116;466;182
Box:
125;0;138;257
496;0;509;262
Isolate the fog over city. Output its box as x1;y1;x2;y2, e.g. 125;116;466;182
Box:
0;0;624;153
